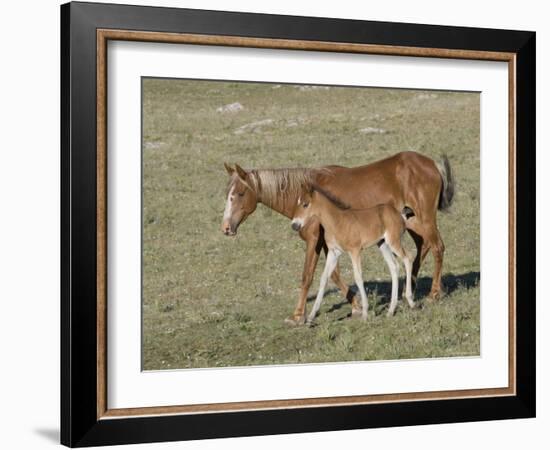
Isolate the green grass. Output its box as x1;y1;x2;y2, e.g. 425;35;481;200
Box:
142;78;480;370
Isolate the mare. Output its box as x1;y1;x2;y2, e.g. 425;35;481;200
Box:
221;151;454;325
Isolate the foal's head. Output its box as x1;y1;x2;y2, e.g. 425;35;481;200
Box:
290;187;316;232
221;163;258;236
291;184;350;232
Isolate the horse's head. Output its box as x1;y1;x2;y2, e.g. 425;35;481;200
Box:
221;163;258;236
291;185;316;232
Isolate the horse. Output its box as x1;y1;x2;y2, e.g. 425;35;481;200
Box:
291;185;414;323
221;151;454;325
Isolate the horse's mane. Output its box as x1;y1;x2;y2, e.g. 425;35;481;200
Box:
311;185;351;210
247;168;327;207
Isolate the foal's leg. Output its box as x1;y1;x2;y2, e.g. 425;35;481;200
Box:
329;262;362;316
349;251;369;321
378;242;400;316
386;237;415;310
402;250;415;308
321;241;360;315
307;249;340;325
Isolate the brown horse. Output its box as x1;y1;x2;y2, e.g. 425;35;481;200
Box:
221;151;454;325
291;185;414;323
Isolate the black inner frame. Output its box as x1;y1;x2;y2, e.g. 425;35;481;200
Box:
61;2;535;447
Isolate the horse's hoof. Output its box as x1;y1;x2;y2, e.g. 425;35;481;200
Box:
351;308;363;318
361;314;368;322
284;315;305;326
427;286;444;301
386;309;396;317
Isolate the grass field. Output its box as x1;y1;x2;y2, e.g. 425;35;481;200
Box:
142;78;480;370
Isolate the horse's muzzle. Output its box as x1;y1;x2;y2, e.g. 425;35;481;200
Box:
221;221;237;236
291;221;302;232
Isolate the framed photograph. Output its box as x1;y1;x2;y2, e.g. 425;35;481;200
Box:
61;1;535;447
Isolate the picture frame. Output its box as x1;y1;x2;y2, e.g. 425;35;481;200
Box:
60;1;535;447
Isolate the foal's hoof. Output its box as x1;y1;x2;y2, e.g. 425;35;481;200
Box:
351;307;363;319
386;309;396;318
284;315;306;326
361;314;369;322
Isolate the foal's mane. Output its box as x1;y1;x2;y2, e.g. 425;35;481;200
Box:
311;185;351;210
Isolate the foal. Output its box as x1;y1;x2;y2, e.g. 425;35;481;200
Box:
291;186;415;324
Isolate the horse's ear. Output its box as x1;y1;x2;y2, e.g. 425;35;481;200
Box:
224;162;234;175
234;164;248;180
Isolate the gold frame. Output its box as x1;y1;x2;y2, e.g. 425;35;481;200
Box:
96;29;516;420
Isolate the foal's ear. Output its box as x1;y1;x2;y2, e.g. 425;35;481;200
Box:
223;162;234;175
234;164;248;180
299;182;312;194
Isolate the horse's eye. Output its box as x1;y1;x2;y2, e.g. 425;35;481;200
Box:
303;202;309;208
238;192;245;197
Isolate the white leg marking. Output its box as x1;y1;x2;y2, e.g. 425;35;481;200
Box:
403;252;415;308
379;242;399;316
307;249;339;324
350;253;369;321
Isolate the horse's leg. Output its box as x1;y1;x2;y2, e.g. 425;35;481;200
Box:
307;249;339;325
325;244;361;317
424;222;445;301
378;242;400;316
284;233;323;326
405;218;430;294
349;250;369;321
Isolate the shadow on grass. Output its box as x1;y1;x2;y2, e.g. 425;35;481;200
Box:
309;271;480;314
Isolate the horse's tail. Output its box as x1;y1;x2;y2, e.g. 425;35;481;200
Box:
436;154;455;212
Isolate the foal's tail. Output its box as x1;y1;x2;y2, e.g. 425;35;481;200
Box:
436;154;455;211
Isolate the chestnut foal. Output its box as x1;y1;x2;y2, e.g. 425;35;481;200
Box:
291;186;415;324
